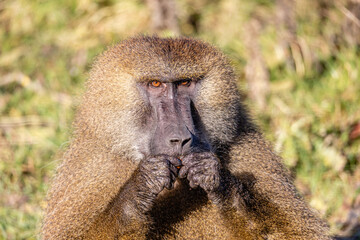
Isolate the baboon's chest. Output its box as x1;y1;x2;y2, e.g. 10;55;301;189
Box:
148;179;232;239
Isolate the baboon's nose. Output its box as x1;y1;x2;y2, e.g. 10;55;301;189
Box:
169;135;192;154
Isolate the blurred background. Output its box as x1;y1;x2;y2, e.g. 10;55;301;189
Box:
0;0;359;239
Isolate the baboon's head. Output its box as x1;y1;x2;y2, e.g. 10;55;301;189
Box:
77;36;247;161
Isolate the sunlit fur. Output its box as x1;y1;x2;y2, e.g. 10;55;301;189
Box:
42;36;331;240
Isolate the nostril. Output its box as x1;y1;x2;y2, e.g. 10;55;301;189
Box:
182;138;191;147
170;139;181;144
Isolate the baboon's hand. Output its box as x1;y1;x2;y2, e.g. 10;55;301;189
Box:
178;152;220;193
138;155;181;197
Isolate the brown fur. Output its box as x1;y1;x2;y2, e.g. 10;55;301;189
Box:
42;36;332;239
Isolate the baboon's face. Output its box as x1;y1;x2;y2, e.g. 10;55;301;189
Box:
85;37;243;161
137;76;210;158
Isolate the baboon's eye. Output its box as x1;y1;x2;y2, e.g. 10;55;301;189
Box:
150;80;162;88
179;79;191;86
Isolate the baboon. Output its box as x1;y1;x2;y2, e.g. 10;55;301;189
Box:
42;36;332;239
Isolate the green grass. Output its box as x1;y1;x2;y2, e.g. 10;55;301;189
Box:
0;0;359;238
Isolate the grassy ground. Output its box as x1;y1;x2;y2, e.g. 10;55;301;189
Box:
0;0;359;239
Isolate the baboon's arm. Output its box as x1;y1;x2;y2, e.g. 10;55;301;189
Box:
41;143;147;239
213;131;332;239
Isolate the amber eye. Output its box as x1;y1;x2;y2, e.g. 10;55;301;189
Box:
180;80;191;86
150;80;161;87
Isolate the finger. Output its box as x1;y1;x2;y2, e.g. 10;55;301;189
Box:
201;182;213;192
164;180;173;190
167;156;182;167
170;171;177;182
167;160;180;176
191;174;202;185
178;165;189;178
187;165;204;178
189;180;198;189
180;154;196;166
181;152;212;165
